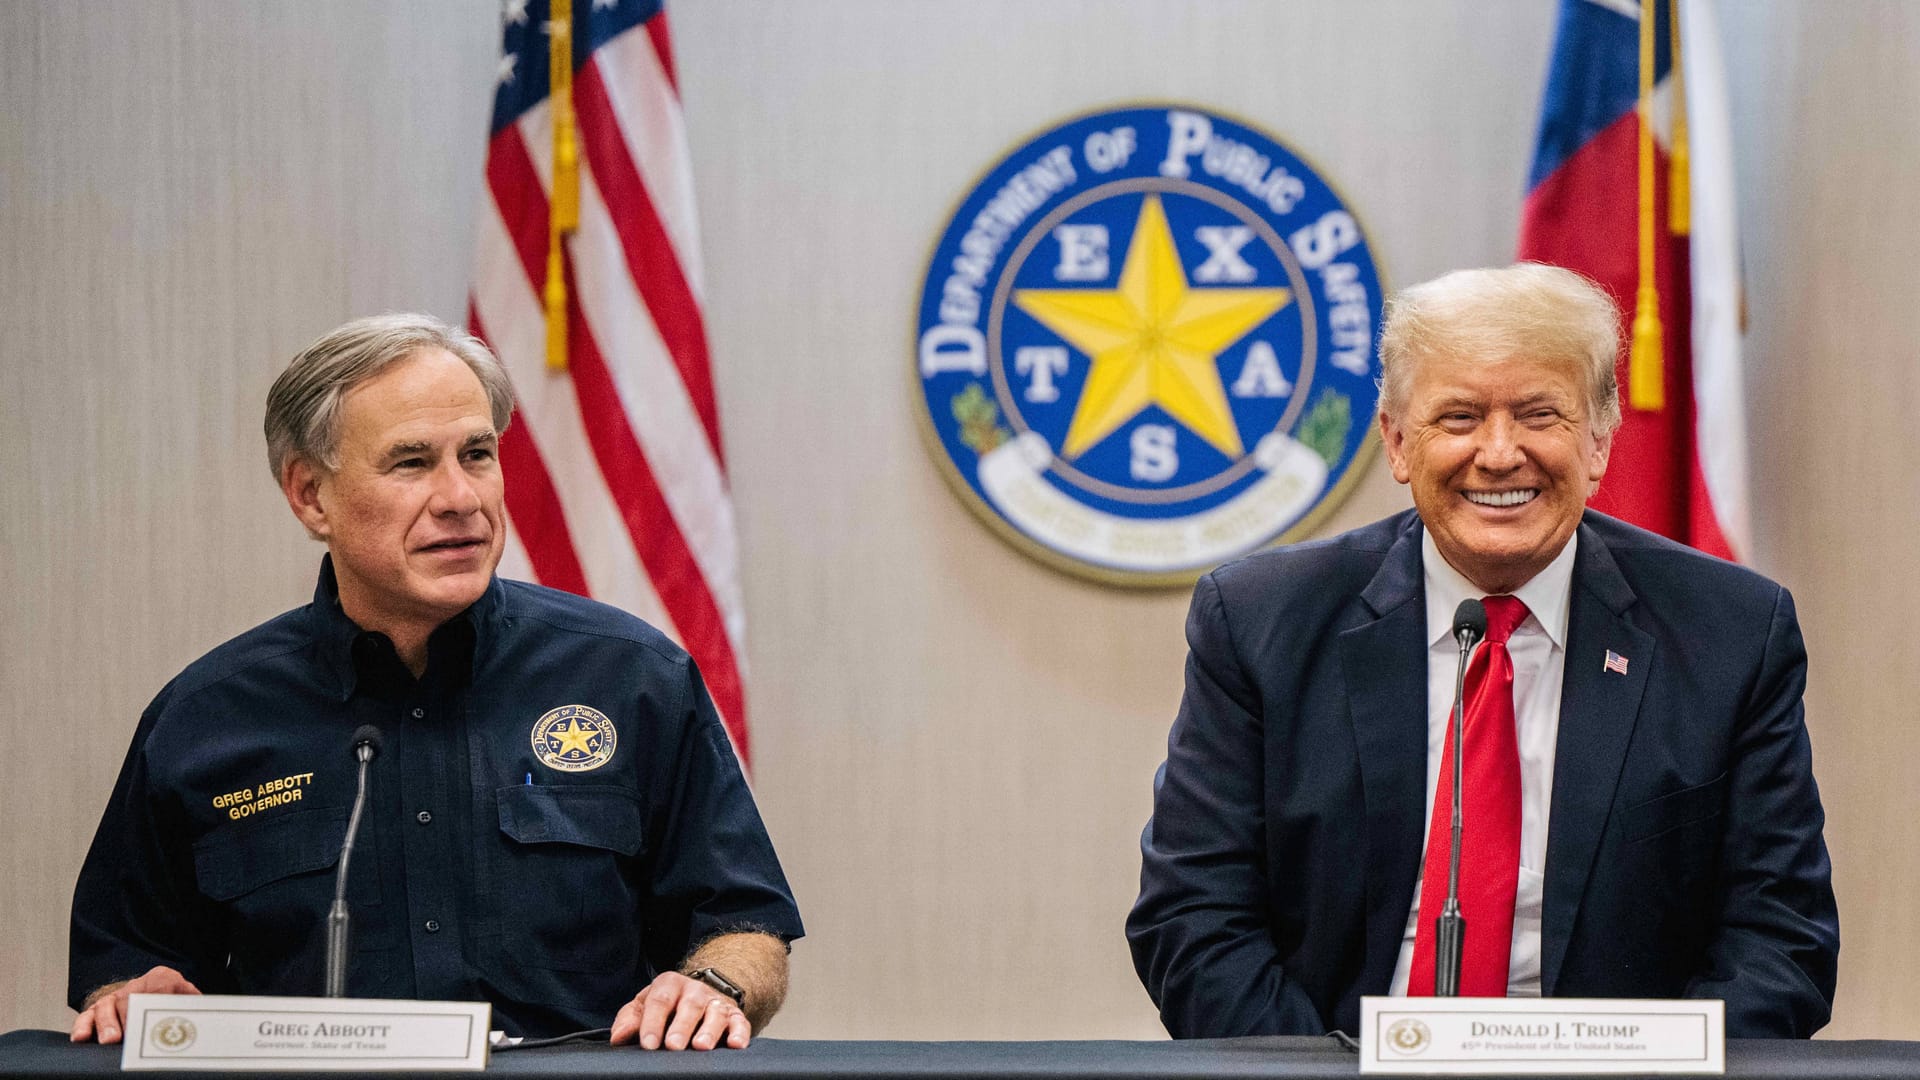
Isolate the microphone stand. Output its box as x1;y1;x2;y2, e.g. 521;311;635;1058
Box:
1435;617;1482;997
324;736;378;998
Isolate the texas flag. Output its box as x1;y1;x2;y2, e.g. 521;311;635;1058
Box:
1519;0;1749;561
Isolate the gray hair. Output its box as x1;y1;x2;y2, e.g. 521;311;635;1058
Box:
1377;262;1623;438
264;312;515;481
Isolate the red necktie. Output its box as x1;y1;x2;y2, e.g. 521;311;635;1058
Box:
1407;595;1530;997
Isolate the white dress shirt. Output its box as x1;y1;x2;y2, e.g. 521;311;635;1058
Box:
1387;531;1578;998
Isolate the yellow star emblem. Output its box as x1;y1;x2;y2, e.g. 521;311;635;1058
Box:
1013;195;1292;460
549;718;597;757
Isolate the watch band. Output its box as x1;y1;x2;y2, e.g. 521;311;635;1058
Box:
687;966;745;1006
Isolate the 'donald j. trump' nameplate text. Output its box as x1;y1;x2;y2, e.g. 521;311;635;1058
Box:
1359;996;1725;1074
121;994;490;1071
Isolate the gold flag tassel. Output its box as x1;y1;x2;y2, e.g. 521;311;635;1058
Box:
1629;0;1666;411
1668;0;1691;236
545;0;580;373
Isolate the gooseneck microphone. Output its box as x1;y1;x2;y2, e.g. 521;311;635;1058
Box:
1435;599;1486;997
324;725;383;998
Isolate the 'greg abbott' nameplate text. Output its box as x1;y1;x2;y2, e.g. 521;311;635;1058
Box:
122;994;490;1071
1360;996;1724;1074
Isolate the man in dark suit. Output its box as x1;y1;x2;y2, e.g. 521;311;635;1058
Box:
1127;264;1838;1039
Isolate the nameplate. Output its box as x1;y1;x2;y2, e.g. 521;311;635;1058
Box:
121;994;490;1071
1359;996;1724;1074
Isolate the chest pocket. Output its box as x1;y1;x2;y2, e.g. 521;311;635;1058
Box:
193;806;374;903
497;785;644;855
191;805;383;991
1619;771;1730;845
494;785;646;975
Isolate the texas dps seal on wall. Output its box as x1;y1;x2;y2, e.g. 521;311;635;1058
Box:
914;104;1384;584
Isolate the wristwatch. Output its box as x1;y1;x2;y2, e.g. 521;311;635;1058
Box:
687;966;745;1007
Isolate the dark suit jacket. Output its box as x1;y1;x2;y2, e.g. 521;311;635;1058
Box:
1127;510;1838;1038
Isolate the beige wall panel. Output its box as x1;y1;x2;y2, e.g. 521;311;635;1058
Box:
3;0;1914;1043
1719;2;1920;1040
0;0;498;1031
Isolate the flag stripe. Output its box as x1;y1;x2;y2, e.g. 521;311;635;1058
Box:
1678;0;1750;559
469;304;593;596
557;272;751;760
569;151;748;655
644;13;677;90
593;27;705;298
486;128;553;298
573;59;726;463
474;126;678;633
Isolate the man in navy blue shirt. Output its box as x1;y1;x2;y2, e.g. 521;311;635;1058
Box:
69;314;802;1049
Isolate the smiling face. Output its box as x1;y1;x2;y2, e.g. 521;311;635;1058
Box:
1380;349;1612;594
282;346;505;640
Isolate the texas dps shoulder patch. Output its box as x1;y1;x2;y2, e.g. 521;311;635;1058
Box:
914;104;1384;585
531;704;617;773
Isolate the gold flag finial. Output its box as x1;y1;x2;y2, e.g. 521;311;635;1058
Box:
1630;0;1666;412
545;0;580;373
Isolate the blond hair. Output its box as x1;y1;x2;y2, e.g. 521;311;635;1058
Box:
1378;263;1622;436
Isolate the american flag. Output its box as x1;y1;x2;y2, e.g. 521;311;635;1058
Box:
1604;650;1631;676
469;0;753;765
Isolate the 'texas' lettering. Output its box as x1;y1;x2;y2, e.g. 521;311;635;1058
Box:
914;104;1384;584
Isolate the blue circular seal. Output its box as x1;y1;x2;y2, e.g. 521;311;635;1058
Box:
914;104;1385;585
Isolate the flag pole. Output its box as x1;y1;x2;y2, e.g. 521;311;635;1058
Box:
1629;0;1666;411
545;0;579;373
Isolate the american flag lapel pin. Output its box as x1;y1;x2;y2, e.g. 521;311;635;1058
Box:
1603;650;1630;676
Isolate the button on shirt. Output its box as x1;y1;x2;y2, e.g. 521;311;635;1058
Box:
70;557;803;1037
1388;532;1576;998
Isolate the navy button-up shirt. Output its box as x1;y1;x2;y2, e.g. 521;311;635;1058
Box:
71;559;803;1037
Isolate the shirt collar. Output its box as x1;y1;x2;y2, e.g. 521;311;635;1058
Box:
1421;528;1578;651
308;554;504;702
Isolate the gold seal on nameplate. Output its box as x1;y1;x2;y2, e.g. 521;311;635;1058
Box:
1385;1018;1431;1055
149;1016;197;1052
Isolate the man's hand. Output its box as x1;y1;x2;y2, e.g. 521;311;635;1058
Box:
70;966;201;1044
609;971;750;1050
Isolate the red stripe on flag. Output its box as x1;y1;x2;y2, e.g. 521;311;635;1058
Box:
559;277;751;763
573;59;726;466
486;129;553;292
484;126;560;318
467;304;593;596
646;12;678;92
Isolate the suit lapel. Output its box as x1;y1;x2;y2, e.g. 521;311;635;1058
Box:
1541;521;1655;992
1339;517;1430;996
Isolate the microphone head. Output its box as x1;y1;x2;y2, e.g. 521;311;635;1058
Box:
1452;598;1488;641
350;725;384;761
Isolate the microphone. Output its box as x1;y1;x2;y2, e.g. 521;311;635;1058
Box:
324;725;382;998
1434;600;1486;997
